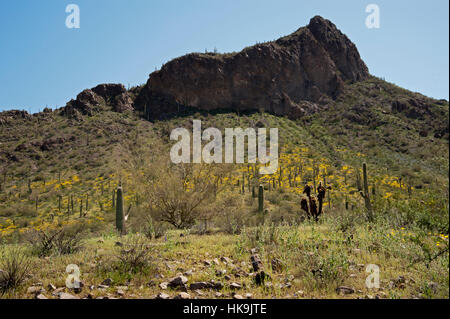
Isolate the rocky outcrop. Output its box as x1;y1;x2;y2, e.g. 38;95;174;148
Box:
0;110;32;125
64;83;133;118
135;16;369;120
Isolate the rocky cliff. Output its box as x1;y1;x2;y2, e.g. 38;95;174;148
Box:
134;16;369;120
64;83;134;119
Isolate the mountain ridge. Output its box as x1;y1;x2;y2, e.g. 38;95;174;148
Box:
133;16;370;120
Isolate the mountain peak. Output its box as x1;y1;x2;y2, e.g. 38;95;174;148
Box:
134;16;370;120
307;16;369;81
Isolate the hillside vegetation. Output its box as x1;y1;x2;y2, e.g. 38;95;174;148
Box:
0;75;448;299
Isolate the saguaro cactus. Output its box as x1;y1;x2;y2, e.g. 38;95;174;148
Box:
360;163;373;221
258;185;264;215
116;186;126;235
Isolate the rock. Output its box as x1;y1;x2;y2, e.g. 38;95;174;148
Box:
211;281;224;290
308;16;369;81
183;270;193;277
116;289;125;296
212;258;220;265
59;292;80;299
113;92;134;113
159;282;168;290
134;16;368;121
175;292;191;300
271;258;284;272
101;278;114;286
232;294;244;299
67;89;103;116
229;282;242;290
215;292;223;298
194;289;204;296
115;242;123;247
47;283;56;291
221;257;233;265
390;276;407;288
51;288;65;296
204;260;212;266
245;293;253;299
224;275;232;281
63;83;133;117
27;286;45;295
97;285;109;290
92;83;126;99
169;276;188;287
232;266;249;277
156;293;170;300
190;282;209;290
336;286;355;295
294;290;305;297
147;280;156;287
216;269;226;276
36;294;48;299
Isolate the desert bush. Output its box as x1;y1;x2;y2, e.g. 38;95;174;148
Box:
25;224;84;257
305;250;350;287
143;217;169;239
332;211;362;242
0;247;32;295
116;234;155;273
214;193;250;234
149;164;222;229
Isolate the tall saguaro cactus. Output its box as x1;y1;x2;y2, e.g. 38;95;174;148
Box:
116;186;126;235
258;185;264;215
360;163;373;221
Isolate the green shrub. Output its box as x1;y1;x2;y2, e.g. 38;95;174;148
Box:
0;247;32;295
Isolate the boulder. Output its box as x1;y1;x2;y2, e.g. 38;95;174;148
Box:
169;276;188;287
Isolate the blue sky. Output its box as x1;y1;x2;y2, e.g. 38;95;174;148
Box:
0;0;448;113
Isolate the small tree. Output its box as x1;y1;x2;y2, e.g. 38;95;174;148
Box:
149;164;226;229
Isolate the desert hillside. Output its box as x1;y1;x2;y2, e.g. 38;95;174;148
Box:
0;16;448;300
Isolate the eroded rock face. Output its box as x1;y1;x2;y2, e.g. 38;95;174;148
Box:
64;83;133;118
135;16;369;120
